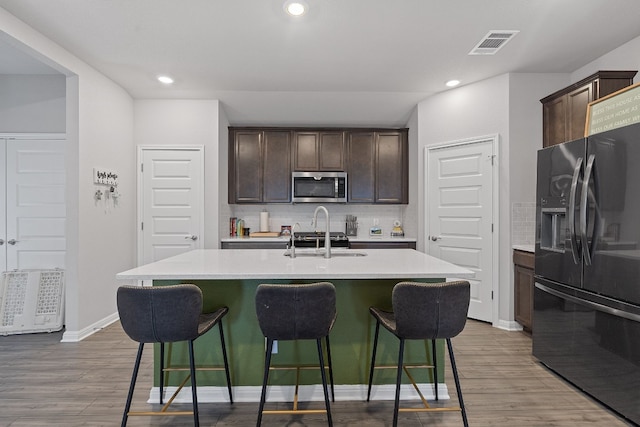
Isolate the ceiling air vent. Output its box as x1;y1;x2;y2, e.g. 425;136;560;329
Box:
469;30;519;55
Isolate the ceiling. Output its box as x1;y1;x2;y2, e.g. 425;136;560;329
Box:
2;0;640;127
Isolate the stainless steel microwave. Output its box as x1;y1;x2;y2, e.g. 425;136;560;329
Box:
292;172;347;203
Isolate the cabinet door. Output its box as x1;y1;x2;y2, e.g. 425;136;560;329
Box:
293;131;319;170
514;264;534;330
350;241;416;249
318;131;345;171
567;83;593;141
514;250;535;331
541;71;637;147
347;132;375;202
293;131;345;171
232;130;262;203
263;130;291;203
376;131;407;204
543;96;567;147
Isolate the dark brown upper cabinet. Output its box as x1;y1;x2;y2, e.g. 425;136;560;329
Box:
229;128;291;204
293;130;346;171
376;131;408;203
229;127;408;205
541;71;637;147
347;131;376;203
348;129;408;204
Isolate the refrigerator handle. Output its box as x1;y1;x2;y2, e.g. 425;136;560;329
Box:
580;154;596;266
568;156;583;264
535;282;640;323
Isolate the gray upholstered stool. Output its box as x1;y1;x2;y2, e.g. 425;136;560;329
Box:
255;282;337;427
366;280;470;427
117;284;233;427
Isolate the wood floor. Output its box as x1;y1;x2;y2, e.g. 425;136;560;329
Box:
0;319;633;426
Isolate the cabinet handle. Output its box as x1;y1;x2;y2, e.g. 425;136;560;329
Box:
0;239;4;245
185;235;198;241
7;239;18;245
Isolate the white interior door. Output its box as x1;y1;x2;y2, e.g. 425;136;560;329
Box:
139;147;204;266
5;138;66;271
426;137;496;322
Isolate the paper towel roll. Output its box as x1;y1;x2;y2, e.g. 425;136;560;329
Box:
260;211;270;232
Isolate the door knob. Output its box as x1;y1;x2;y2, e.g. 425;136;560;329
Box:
7;239;18;245
185;235;198;241
0;239;4;245
430;236;442;241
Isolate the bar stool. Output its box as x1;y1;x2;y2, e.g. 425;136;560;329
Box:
366;280;470;427
254;282;337;426
117;284;233;427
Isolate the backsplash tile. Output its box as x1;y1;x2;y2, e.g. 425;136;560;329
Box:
512;202;536;245
225;204;410;239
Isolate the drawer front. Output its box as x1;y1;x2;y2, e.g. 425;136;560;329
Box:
513;250;534;269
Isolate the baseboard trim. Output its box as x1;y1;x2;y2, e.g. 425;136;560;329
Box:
147;383;451;403
61;312;120;342
496;319;524;331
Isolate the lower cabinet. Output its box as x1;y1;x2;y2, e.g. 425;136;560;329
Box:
222;240;417;250
221;240;288;249
513;250;534;332
350;241;416;250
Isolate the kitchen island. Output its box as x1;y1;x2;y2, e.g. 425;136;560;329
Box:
116;248;473;402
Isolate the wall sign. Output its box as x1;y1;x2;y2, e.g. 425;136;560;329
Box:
585;82;640;136
93;167;119;186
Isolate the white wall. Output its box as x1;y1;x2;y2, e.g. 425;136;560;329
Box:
508;73;569;204
572;35;640;84
414;73;584;327
1;8;136;341
404;108;420;247
133;100;223;247
217;107;231;242
0;74;66;132
416;74;511;327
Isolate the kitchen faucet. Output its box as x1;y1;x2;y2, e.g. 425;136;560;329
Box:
289;223;301;258
313;205;331;258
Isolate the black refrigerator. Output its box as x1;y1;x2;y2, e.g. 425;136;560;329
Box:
534;122;640;426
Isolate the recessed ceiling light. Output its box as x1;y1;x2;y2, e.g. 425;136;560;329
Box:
157;75;174;84
285;1;307;16
446;80;460;88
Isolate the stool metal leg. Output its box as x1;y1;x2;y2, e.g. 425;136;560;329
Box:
431;339;438;401
325;336;335;402
447;338;469;427
218;320;234;404
393;338;405;427
316;338;333;427
121;343;144;427
366;320;381;401
257;338;274;427
159;342;165;404
188;340;199;427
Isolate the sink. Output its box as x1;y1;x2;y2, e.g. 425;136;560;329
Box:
284;250;367;257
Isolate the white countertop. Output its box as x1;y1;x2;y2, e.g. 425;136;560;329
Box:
116;248;473;281
513;244;535;253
